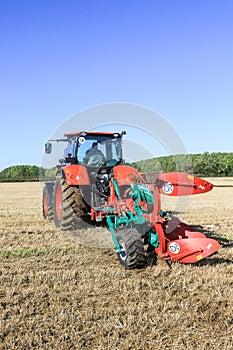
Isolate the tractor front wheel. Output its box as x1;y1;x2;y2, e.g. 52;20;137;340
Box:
116;228;147;269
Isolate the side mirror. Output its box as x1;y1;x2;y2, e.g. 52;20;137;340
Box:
45;142;52;154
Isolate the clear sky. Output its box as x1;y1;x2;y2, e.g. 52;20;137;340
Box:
0;0;232;171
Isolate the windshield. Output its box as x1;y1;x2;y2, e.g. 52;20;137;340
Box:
76;134;122;167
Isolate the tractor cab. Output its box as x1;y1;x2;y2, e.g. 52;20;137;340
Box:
63;131;125;168
61;131;126;205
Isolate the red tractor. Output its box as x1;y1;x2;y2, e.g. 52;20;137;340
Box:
42;130;220;269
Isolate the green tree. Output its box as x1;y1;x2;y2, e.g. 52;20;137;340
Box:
0;165;40;182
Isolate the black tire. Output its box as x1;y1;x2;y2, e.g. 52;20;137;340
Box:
42;185;53;221
53;176;84;230
115;228;147;269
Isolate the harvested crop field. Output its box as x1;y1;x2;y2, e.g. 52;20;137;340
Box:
0;180;232;350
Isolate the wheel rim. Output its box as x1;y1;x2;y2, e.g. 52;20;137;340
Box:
119;239;127;261
55;186;62;221
43;193;48;217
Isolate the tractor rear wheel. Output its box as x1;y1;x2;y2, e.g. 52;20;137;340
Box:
116;228;147;269
53;176;84;230
42;186;53;221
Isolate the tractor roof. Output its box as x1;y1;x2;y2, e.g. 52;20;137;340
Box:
64;131;126;138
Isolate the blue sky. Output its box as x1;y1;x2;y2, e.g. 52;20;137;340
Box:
0;0;232;171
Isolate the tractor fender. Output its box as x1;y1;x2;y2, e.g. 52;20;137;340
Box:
61;165;90;185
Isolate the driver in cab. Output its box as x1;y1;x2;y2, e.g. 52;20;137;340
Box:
83;142;105;166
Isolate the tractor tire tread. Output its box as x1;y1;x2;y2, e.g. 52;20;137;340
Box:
116;228;147;269
42;186;54;221
53;176;84;231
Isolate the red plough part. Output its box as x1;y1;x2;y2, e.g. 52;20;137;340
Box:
152;173;220;264
157;172;214;196
154;221;220;264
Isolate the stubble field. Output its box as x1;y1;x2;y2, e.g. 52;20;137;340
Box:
0;180;232;349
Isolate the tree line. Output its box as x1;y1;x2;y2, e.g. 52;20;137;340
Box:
133;152;233;177
0;166;59;182
0;165;42;182
0;152;233;182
